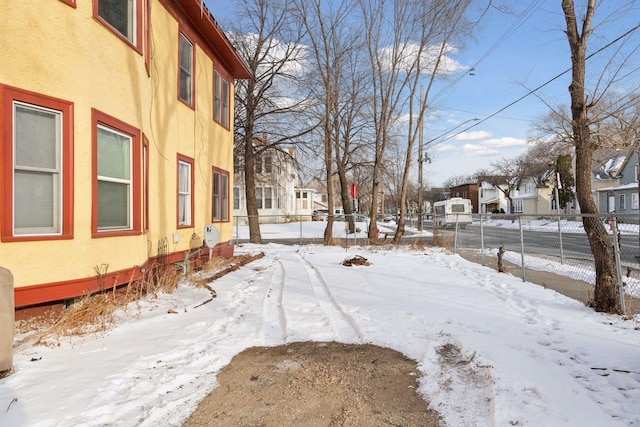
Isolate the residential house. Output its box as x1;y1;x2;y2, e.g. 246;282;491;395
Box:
594;149;639;218
306;177;329;209
305;176;345;213
1;0;250;314
511;177;555;215
449;182;479;213
234;146;310;222
478;182;509;214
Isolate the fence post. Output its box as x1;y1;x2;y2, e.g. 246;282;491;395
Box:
480;214;485;266
557;213;565;264
235;216;239;244
454;214;459;253
611;216;627;315
299;217;303;246
519;216;526;282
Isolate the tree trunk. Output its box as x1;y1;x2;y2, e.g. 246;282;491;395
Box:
243;131;262;244
562;0;620;313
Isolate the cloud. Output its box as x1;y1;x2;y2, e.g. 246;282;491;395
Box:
482;137;528;148
462;144;501;157
379;43;466;75
452;131;492;141
434;144;458;153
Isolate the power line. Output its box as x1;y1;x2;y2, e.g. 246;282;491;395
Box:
429;23;640;148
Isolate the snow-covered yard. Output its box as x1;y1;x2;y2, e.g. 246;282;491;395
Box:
1;238;639;426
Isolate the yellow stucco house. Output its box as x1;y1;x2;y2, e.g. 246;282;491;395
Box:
0;0;250;314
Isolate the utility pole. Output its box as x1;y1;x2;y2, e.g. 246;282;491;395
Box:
418;86;424;232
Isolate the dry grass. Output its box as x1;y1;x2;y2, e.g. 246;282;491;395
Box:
28;256;259;345
34;265;181;345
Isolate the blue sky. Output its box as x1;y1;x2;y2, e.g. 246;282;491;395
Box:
205;0;640;187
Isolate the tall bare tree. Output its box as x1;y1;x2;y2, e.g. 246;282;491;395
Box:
229;0;309;243
357;0;471;242
561;0;623;313
477;156;530;213
293;0;366;243
391;0;472;244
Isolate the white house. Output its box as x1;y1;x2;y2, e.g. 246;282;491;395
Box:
234;147;302;223
478;181;509;214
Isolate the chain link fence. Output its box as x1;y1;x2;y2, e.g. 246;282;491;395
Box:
233;212;640;315
436;213;640;316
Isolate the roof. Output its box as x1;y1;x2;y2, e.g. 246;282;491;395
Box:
175;0;251;79
481;198;501;204
595;182;639;192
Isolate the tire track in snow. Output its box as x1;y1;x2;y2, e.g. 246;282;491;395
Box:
292;252;364;343
261;259;287;344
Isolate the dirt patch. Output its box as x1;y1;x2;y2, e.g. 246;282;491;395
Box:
182;341;439;427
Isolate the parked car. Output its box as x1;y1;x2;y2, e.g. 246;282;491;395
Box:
355;214;369;222
312;209;329;221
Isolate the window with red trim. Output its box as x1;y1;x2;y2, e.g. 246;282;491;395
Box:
142;134;149;232
144;0;151;76
213;70;230;128
93;0;143;52
1;86;74;242
177;154;195;228
178;32;195;107
91;109;141;237
212;167;229;222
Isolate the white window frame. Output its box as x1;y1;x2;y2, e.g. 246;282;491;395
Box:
513;199;523;213
12;102;62;235
619;194;626;211
178;160;192;226
97;124;133;231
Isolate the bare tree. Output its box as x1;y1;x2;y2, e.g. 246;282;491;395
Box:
443;174;478;191
229;0;310;243
295;0;363;241
561;0;632;313
357;0;471;241
477;156;530;213
390;0;472;244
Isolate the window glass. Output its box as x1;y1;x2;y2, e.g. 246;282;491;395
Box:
98;0;135;43
13;103;61;234
256;187;263;209
265;187;272;209
221;174;229;220
178;160;192;225
213;168;230;222
265;156;272;174
213;171;220;220
179;34;193;105
221;80;229;127
97;125;132;229
214;71;229;127
233;187;240;210
214;71;221;121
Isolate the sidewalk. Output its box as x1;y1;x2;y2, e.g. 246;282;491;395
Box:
457;249;639;317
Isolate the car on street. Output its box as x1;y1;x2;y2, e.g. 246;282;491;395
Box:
312;209;329;221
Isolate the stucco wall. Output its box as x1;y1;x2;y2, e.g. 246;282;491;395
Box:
0;0;238;302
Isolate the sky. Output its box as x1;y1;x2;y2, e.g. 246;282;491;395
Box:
205;0;640;186
1;220;639;426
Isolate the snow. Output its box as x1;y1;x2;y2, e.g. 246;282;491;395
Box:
1;221;639;427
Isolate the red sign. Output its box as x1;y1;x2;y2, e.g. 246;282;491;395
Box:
350;183;357;199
